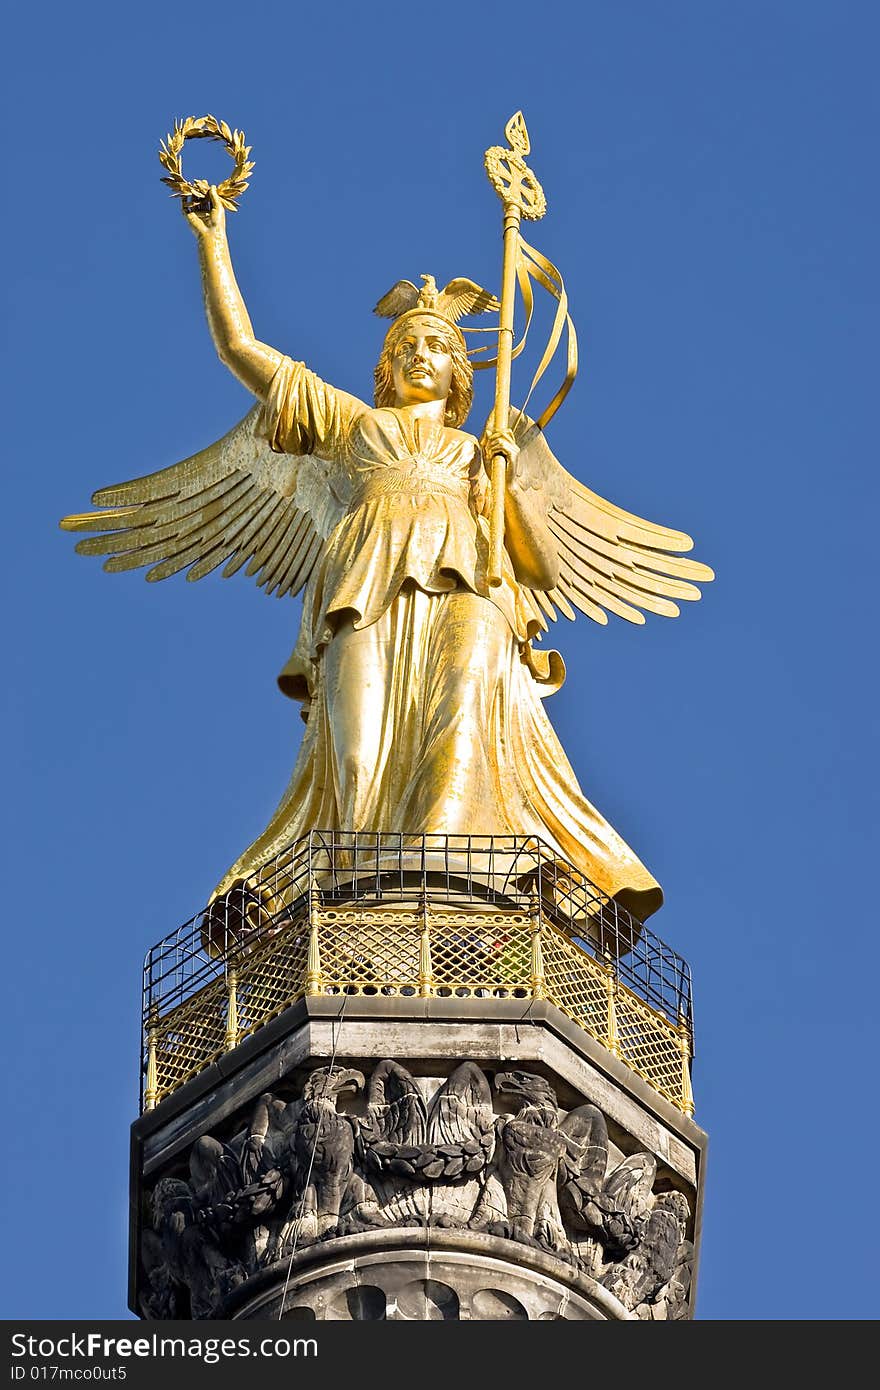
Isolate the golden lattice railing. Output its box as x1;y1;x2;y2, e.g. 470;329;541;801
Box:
142;833;694;1116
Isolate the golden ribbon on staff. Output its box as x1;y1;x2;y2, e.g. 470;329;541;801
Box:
481;112;577;586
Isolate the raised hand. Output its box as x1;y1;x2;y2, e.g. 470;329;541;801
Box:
184;185;227;242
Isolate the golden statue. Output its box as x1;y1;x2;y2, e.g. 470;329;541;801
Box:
61;114;712;924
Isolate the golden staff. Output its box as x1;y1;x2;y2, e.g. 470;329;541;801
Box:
484;112;547;586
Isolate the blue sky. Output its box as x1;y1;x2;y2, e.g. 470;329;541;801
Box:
2;1;878;1320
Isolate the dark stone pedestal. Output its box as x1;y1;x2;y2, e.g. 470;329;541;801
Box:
131;996;706;1321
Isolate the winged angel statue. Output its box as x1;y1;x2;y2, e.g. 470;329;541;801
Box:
61;179;712;924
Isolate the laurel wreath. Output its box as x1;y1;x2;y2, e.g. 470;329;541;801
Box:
159;115;254;211
358;1133;495;1181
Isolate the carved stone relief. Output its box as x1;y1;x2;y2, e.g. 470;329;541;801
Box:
140;1061;693;1321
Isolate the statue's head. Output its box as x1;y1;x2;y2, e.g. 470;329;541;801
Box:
374;311;474;427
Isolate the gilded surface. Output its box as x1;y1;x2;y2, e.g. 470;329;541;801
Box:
145;904;690;1113
61;114;712;924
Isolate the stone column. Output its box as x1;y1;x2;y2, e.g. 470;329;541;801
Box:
131;997;705;1321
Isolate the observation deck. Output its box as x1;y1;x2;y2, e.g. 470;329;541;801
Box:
140;833;695;1118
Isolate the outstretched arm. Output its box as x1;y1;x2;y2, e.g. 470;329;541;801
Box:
186;187;282;399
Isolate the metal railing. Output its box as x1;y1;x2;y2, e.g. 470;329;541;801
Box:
141;832;695;1117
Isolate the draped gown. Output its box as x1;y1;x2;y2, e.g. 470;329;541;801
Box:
212;357;662;922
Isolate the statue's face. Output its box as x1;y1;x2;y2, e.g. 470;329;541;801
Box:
389;315;455;407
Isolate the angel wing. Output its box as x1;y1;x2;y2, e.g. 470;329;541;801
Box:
427;1062;494;1147
59;406;351;599
602;1151;657;1223
558;1102;609;1194
373;280;420;318
437;278;501;322
361;1060;428;1146
510;413;714;630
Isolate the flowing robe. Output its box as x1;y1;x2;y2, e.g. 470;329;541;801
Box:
213;359;662;922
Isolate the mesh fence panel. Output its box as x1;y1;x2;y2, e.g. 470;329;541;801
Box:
429;909;532;991
152;977;228;1101
142;833;693;1114
235;924;310;1038
541;925;610;1042
318;908;422;991
615;990;684;1107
